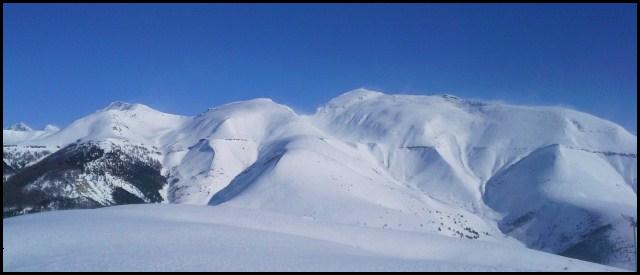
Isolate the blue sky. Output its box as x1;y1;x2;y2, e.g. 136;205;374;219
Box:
3;4;637;134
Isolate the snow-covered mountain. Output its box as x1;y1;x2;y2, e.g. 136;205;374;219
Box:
3;123;60;145
3;89;637;270
3;123;61;184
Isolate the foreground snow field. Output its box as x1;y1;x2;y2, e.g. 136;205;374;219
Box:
2;204;626;272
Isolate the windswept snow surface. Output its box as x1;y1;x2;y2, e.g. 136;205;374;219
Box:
1;204;626;272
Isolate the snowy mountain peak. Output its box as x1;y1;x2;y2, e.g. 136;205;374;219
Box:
3;123;61;145
43;124;60;132
344;87;384;95
213;97;280;108
437;94;461;101
101;101;148;112
203;98;295;117
324;88;385;109
7;122;33;132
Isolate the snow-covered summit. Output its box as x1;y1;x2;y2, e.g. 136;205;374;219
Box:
3;123;60;145
101;101;149;112
43;124;60;132
323;88;385;109
6;122;33;132
316;89;636;153
14;101;190;148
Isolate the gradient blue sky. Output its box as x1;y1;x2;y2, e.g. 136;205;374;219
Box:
3;4;637;134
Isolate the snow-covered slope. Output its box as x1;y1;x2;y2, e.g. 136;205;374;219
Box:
163;98;308;204
2;204;626;272
4;124;61;179
3;141;167;217
313;89;636;207
3;145;56;172
3;89;637;270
